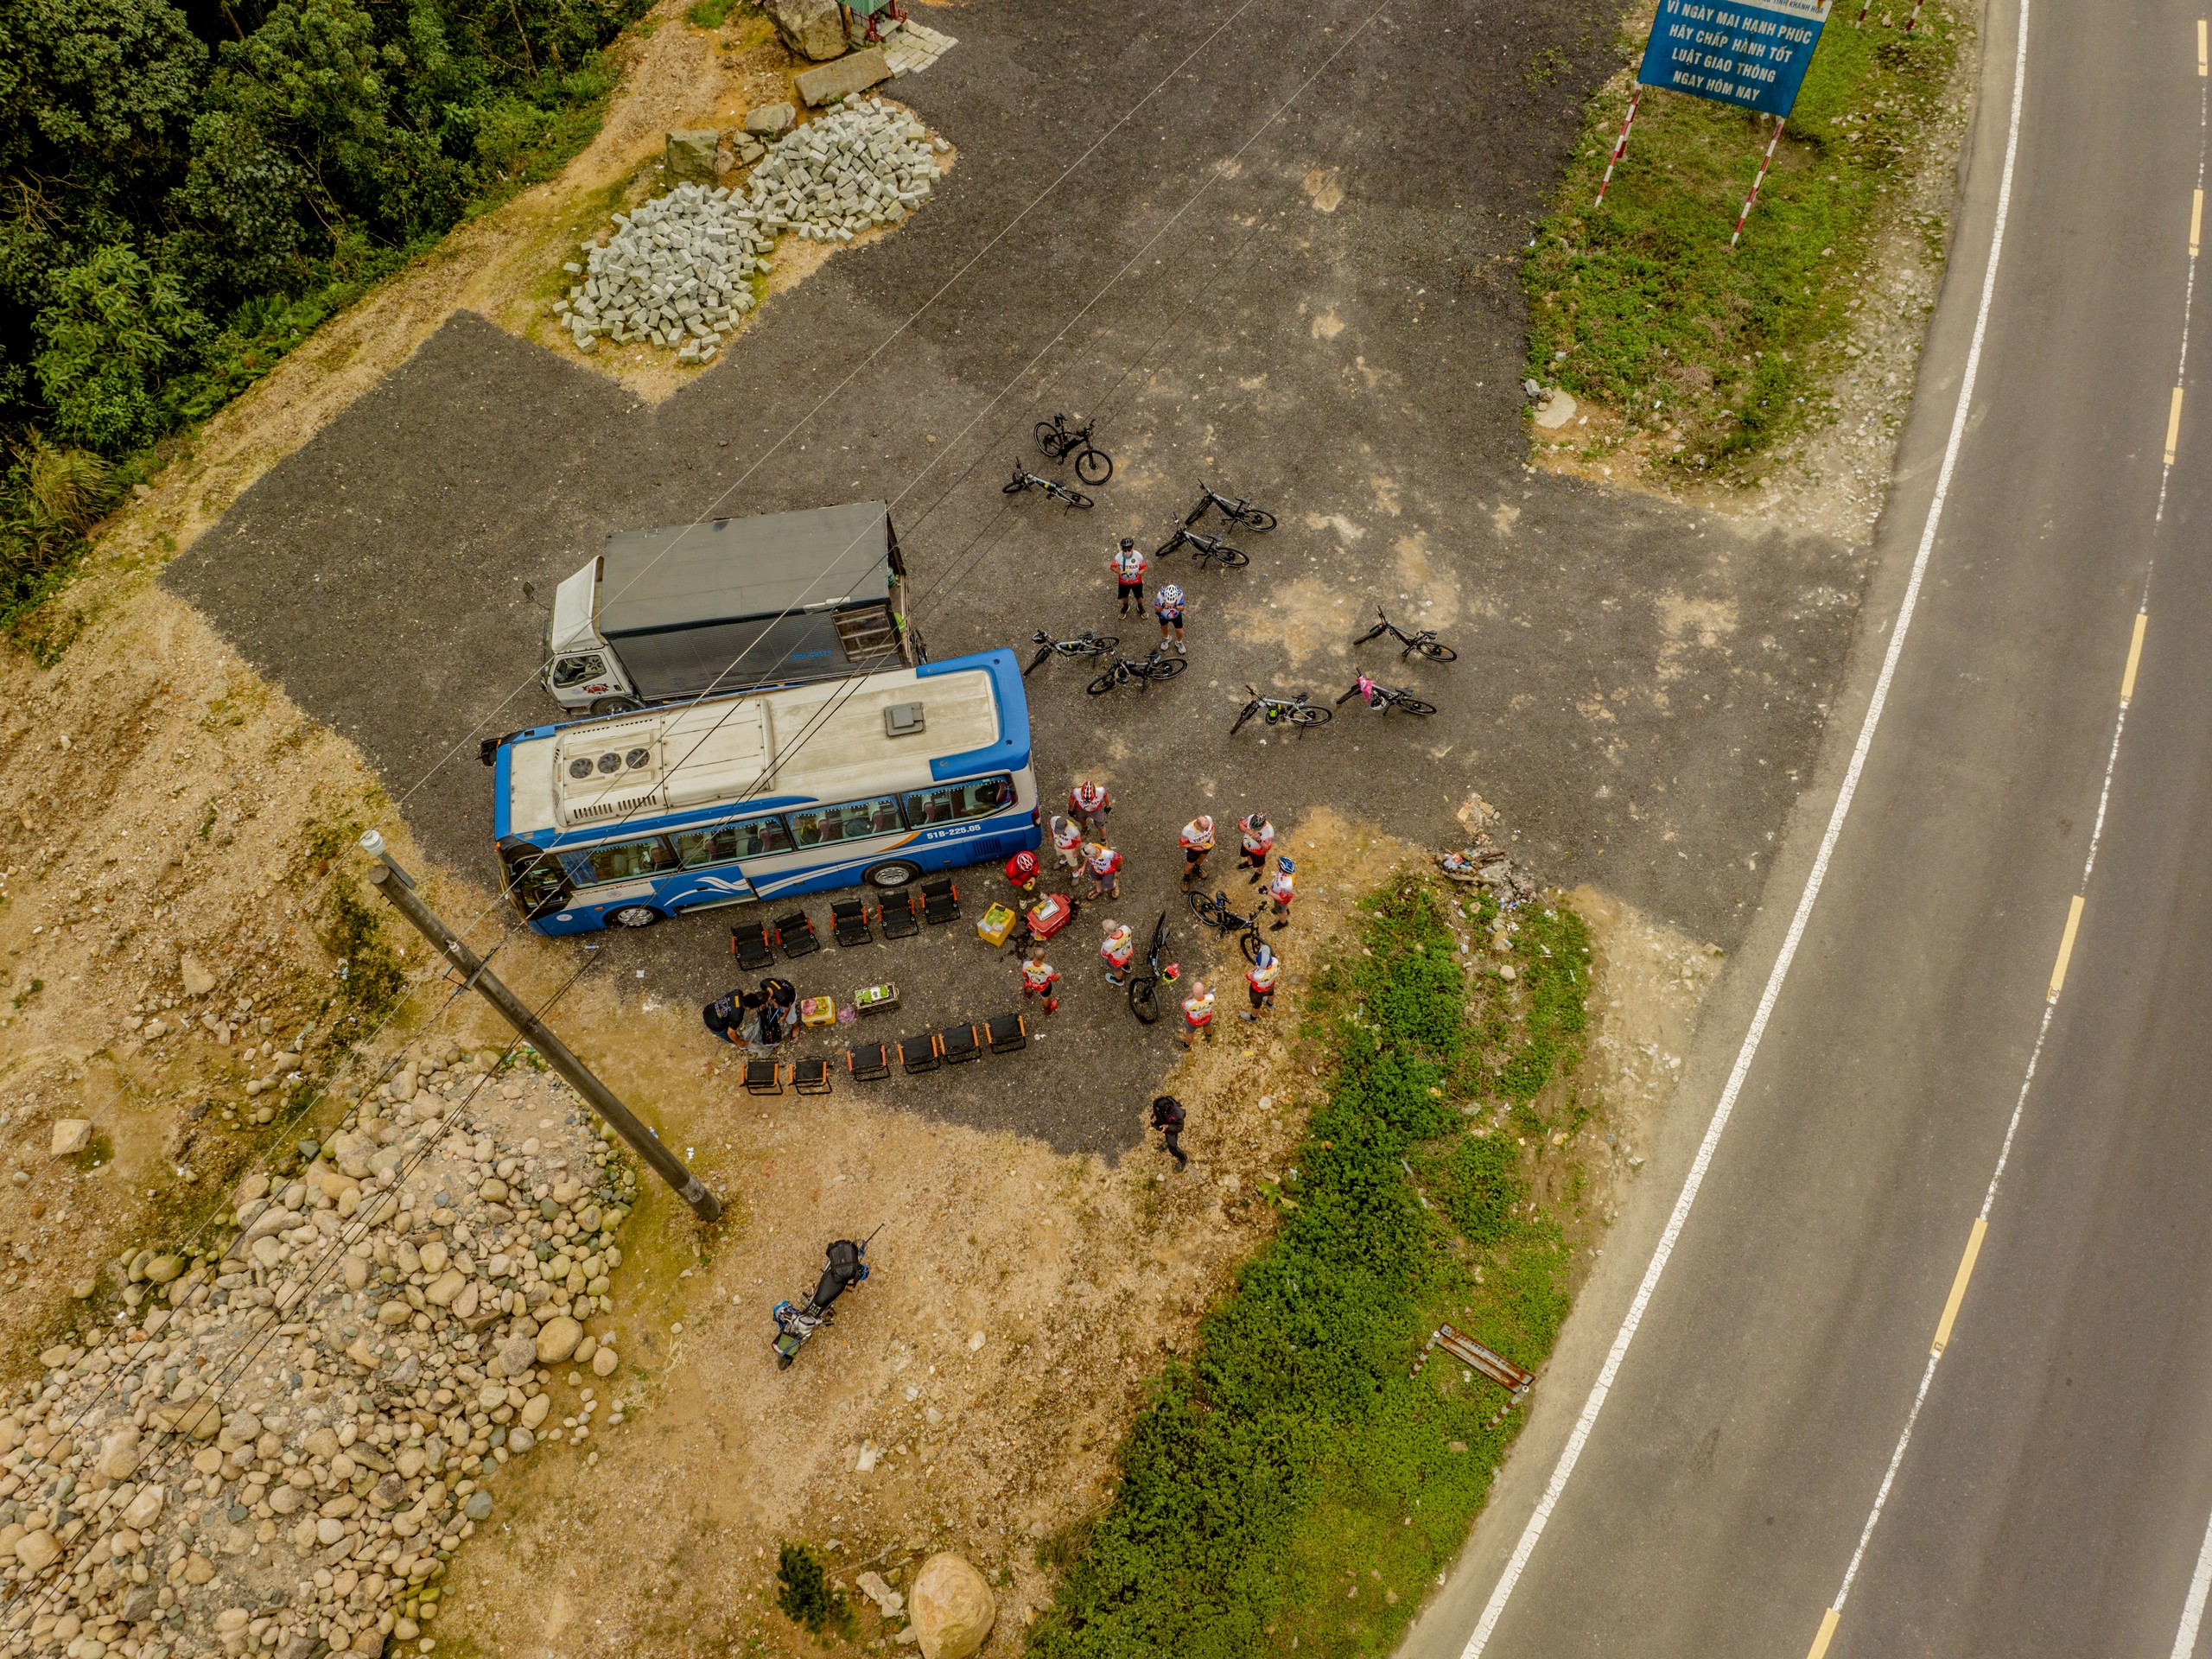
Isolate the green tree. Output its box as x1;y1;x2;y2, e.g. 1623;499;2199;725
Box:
32;243;201;450
0;0;207;180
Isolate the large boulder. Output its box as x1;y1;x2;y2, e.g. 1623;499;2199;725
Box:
764;0;847;60
535;1315;583;1366
909;1554;995;1659
665;129;720;186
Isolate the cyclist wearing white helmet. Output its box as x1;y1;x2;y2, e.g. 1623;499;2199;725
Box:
1154;582;1186;654
1243;944;1281;1020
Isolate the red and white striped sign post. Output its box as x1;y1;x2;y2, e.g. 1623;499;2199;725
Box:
1731;116;1786;248
1594;86;1646;209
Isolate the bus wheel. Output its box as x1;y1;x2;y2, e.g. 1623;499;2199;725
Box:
607;906;660;929
864;860;923;889
591;696;642;716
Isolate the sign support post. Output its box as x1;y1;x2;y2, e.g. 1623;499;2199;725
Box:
1732;116;1786;246
1594;86;1646;209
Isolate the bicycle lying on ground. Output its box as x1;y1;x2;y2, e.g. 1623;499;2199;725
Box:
1127;911;1173;1024
1183;480;1277;534
1338;672;1436;716
1034;412;1115;485
1187;887;1263;963
1354;605;1458;662
1005;465;1093;510
1154;525;1249;570
1025;628;1118;676
1086;645;1189;695
1230;684;1332;734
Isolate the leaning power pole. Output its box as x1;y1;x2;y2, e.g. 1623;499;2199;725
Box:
360;834;722;1223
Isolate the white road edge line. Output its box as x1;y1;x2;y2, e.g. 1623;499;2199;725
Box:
1454;0;2034;1645
2159;56;2212;1659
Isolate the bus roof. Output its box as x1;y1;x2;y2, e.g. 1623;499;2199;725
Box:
498;649;1029;845
597;501;893;638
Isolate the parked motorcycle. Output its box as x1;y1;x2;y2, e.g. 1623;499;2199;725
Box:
772;1233;877;1370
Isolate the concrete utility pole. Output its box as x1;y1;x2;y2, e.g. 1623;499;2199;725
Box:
360;839;722;1223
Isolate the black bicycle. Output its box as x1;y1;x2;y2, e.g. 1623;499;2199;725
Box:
1154;525;1250;570
1184;480;1277;534
1230;683;1332;734
1025;628;1118;676
1337;672;1437;716
1034;412;1114;486
1086;645;1189;695
1005;464;1094;510
1354;605;1459;663
1187;888;1263;964
1128;911;1172;1024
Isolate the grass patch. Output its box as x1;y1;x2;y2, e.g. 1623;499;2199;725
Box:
1522;3;1962;477
687;0;735;27
1030;879;1597;1659
776;1541;849;1637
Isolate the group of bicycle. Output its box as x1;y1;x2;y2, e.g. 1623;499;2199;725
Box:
1012;414;1458;720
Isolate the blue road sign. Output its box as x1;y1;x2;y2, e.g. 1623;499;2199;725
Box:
1637;0;1833;118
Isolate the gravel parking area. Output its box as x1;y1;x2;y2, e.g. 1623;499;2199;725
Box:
166;0;1866;1154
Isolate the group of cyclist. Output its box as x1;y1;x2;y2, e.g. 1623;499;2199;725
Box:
1012;776;1298;1073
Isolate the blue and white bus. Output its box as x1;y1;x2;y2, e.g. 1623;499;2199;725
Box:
492;648;1041;934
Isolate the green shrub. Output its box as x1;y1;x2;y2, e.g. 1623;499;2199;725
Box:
776;1541;845;1634
1033;880;1592;1659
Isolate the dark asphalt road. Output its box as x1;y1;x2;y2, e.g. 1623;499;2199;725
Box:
165;0;1867;1154
1404;0;2212;1655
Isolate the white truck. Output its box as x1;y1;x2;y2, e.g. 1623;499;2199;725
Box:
543;499;918;715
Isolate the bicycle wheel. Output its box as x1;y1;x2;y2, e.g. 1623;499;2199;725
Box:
1230;700;1260;735
1085;634;1120;655
1063;488;1095;511
1353;624;1388;645
1143;656;1188;683
1287;705;1332;727
1240;929;1262;965
1129;975;1161;1024
1074;446;1114;486
1187;890;1223;925
1002;476;1027;495
1024;645;1052;677
1240;509;1278;533
1416;640;1459;662
1213;544;1250;569
1034;421;1064;457
1394;695;1438;716
1086;667;1121;696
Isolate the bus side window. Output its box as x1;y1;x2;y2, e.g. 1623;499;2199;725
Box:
579;836;679;884
677;817;792;866
905;775;1014;827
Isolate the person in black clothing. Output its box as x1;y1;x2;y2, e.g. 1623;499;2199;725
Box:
702;987;767;1046
810;1238;869;1311
758;976;798;1045
1150;1095;1188;1171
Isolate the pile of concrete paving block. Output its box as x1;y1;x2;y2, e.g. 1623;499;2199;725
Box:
554;96;946;365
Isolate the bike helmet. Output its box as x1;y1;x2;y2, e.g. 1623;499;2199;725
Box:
1254;944;1274;969
1247;811;1268;829
1119;537;1136;550
1159;583;1184;607
1277;856;1294;873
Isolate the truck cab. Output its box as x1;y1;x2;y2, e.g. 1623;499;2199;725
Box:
541;499;917;715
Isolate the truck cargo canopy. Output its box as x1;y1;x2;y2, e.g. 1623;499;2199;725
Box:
598;501;894;638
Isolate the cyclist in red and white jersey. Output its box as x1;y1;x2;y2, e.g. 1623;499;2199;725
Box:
1110;537;1147;615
